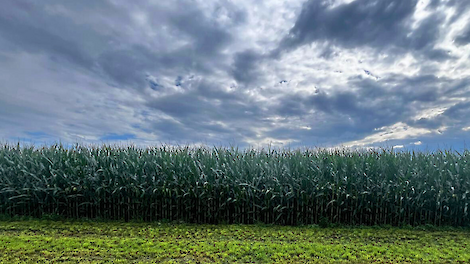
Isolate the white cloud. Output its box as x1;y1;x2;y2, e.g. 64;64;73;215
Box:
0;0;469;151
343;122;441;148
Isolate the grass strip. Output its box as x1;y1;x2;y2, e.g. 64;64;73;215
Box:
1;220;470;263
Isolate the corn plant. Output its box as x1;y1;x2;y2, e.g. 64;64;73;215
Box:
0;143;469;226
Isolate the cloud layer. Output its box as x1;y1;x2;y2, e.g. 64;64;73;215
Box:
1;0;470;151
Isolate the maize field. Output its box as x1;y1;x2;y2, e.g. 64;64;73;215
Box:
0;143;469;226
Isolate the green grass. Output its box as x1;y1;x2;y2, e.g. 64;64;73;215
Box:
1;220;470;263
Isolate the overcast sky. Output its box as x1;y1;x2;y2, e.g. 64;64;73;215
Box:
1;0;470;151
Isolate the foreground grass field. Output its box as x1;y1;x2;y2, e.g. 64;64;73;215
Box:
1;220;469;263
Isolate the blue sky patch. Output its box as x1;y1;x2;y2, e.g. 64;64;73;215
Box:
100;133;136;141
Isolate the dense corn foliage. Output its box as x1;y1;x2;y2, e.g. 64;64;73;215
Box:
0;143;469;226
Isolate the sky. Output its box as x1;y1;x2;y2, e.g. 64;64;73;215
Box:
1;0;470;151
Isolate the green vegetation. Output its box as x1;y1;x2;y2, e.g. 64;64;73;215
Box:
1;220;469;263
1;143;469;226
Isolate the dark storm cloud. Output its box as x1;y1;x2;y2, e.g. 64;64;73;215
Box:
445;78;470;96
277;75;440;119
0;0;236;89
167;6;233;57
231;50;264;85
278;0;417;49
428;0;441;8
0;1;106;70
147;119;196;142
147;80;263;121
269;73;470;143
0;16;94;69
275;0;451;60
0;0;255;146
441;102;470;122
96;45;218;88
407;14;447;55
455;25;470;46
144;79;265;143
97;46;156;87
404;76;470;130
443;0;470;23
1;0;469;150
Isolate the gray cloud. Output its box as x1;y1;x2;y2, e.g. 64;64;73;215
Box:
0;0;469;151
97;46;156;87
278;0;416;49
444;0;470;23
167;6;233;57
456;25;470;46
0;0;236;90
267;74;470;146
144;79;265;144
430;101;470;133
231;50;264;85
0;3;100;70
275;0;452;60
